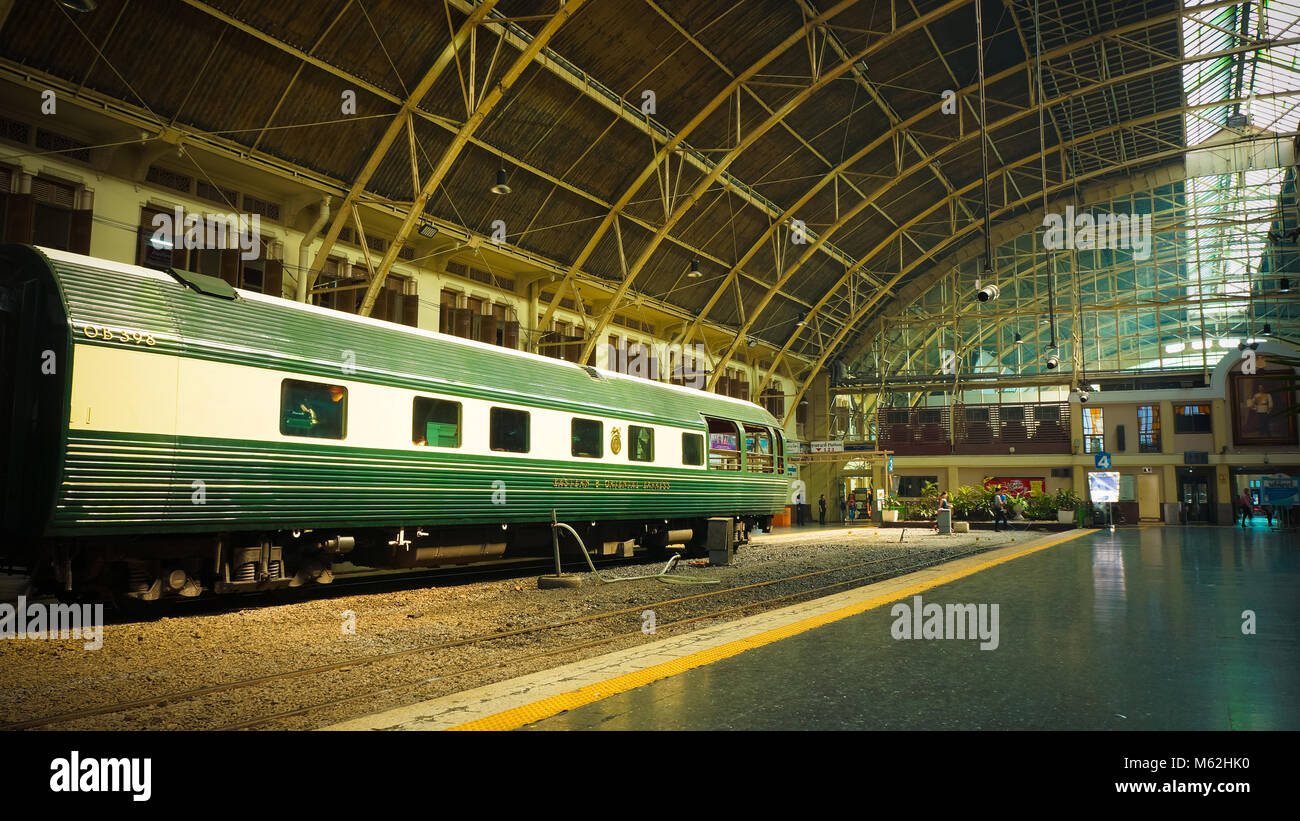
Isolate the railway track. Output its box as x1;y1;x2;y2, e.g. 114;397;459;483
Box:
3;543;994;731
3;554;643;622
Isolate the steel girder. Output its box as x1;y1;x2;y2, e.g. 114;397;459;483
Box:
721;31;1297;399
776;125;1300;427
535;0;863;348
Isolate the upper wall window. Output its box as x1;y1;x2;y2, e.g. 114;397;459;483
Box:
1174;403;1212;434
1138;404;1161;452
413;397;461;447
1082;406;1105;453
629;425;654;462
281;379;347;439
490;407;530;453
572;418;603;458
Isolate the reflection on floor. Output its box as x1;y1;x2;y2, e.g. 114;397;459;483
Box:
526;526;1298;730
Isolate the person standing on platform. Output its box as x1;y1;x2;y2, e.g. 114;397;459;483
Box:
991;487;1009;532
1239;488;1253;528
847;491;857;522
838;494;847;523
818;494;827;526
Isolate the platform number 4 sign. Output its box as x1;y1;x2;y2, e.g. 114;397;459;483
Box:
1094;452;1112;470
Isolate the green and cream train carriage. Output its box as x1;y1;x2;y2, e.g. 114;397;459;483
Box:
0;245;791;603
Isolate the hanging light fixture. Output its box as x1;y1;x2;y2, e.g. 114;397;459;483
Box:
1281;277;1291;293
491;167;511;195
687;258;702;278
1263;322;1272;334
1014;331;1024;345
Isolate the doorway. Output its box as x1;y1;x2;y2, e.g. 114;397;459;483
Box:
1177;472;1214;523
1137;473;1160;521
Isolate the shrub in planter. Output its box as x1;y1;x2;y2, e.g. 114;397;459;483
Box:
949;485;981;520
957;484;996;520
1054;488;1082;524
913;481;940;520
1054;489;1082;511
1024;489;1057;520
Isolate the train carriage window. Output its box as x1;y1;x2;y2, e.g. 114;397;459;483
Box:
682;433;704;466
705;417;741;470
490;407;530;453
629;425;654;462
413;397;461;447
744;424;774;473
572;418;603;458
280;380;347;440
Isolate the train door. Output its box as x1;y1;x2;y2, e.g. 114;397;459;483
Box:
0;274;20;532
0;245;70;555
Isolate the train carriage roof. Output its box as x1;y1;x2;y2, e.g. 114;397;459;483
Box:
26;246;782;431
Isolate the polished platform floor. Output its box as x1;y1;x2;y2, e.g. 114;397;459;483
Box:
525;524;1299;730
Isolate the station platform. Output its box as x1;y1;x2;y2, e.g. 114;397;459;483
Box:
328;524;1298;731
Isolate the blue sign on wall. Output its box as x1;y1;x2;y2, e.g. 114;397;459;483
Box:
1261;478;1299;505
1094;452;1112;470
887;454;893;472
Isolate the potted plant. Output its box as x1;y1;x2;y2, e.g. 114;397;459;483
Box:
881;493;902;522
1054;488;1082;524
1006;491;1028;519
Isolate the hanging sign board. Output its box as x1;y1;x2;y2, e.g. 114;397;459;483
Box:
810;440;845;453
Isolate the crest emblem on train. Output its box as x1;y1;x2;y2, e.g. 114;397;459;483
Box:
610;426;622;455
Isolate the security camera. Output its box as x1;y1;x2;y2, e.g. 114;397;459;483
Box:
976;283;1000;302
1078;391;1089;403
1045;353;1060;370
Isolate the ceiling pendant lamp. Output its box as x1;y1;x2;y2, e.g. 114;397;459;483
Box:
491;167;511;195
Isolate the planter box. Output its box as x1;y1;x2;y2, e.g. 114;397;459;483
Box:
881;509;899;522
1057;510;1075;524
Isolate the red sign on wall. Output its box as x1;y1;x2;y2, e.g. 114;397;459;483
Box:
983;477;1045;496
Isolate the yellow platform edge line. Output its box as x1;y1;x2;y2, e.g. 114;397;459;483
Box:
447;529;1096;731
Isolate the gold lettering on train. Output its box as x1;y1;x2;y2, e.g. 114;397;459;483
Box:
552;477;670;491
80;325;156;346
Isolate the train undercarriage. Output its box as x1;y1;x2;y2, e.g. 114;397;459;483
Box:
15;514;770;607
